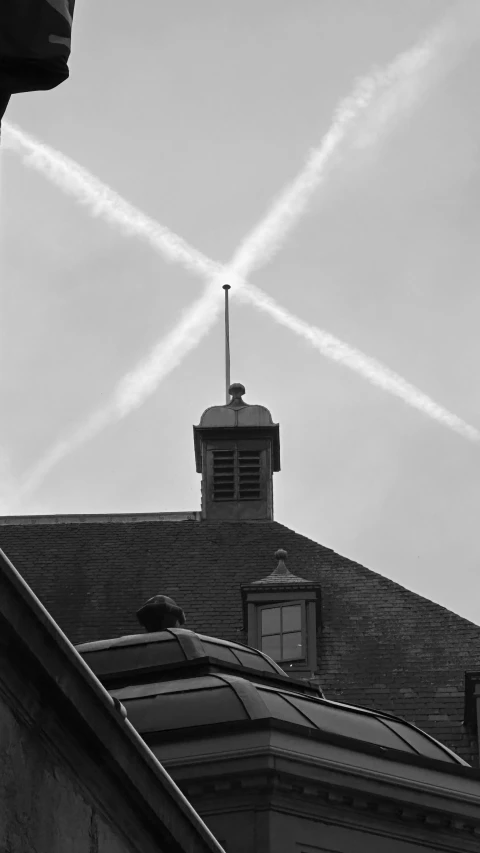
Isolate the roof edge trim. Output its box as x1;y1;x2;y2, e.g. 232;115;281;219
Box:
0;512;201;525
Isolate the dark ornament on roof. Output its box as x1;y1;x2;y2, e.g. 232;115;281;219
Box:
136;595;186;632
198;382;276;428
253;549;309;585
227;383;247;407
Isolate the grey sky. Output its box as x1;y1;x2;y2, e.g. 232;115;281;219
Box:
2;0;480;624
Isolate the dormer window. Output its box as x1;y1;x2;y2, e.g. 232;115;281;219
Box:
241;550;321;676
260;602;305;663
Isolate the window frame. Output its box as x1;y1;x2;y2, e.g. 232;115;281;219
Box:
246;590;318;674
258;600;307;665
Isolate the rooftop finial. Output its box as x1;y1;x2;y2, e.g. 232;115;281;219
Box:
136;595;186;632
251;548;308;584
275;549;288;574
223;285;231;405
228;382;246;407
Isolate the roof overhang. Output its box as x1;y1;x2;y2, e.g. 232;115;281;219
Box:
154;723;480;849
150;719;480;832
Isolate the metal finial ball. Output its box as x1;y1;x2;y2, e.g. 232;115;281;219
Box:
275;549;288;562
229;383;245;397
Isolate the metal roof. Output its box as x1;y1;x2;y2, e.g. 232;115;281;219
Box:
110;673;469;767
11;513;479;765
77;627;296;684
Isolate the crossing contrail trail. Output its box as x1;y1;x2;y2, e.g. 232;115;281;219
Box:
238;282;480;442
222;2;480;279
1;13;451;281
2;122;217;280
16;270;480;502
8;8;480;503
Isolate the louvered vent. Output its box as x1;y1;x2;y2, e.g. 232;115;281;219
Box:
212;448;262;501
238;449;261;499
213;450;235;500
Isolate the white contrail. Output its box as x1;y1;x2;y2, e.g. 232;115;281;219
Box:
16;287;225;498
2;122;217;280
239;283;480;442
354;1;480;151
77;16;470;416
16;268;480;500
230;23;448;279
10;10;480;501
1;13;452;286
114;267;480;444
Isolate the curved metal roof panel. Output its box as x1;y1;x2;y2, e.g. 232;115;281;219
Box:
77;628;286;680
199;404;275;428
111;673;468;766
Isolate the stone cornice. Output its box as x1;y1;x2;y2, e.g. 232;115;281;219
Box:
180;769;480;850
154;728;480;849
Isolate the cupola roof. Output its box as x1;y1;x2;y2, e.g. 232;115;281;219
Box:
193;383;280;473
108;671;468;768
198;383;275;428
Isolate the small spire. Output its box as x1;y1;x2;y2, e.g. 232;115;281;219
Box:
274;548;289;574
253;549;308;585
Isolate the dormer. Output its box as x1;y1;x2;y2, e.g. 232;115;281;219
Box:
193;383;280;520
242;549;321;677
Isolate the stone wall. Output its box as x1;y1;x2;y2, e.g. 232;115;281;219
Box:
0;643;165;853
0;547;224;853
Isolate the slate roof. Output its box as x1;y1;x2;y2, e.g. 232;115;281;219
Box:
0;514;479;766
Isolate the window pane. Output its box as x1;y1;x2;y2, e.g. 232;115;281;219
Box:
282;632;303;661
282;604;301;632
261;607;280;635
262;634;281;661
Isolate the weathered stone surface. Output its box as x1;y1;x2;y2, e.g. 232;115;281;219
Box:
0;694;92;852
0;546;224;853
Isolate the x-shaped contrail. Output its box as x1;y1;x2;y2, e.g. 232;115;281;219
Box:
3;6;480;505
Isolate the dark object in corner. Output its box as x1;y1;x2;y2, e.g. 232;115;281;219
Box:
0;0;75;133
0;91;11;122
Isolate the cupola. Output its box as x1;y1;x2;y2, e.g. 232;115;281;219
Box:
193;383;280;520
